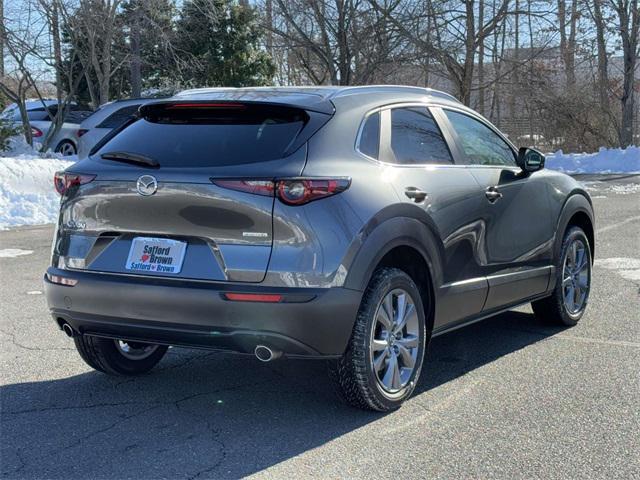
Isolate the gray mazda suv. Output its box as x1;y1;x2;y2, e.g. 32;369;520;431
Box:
45;86;594;411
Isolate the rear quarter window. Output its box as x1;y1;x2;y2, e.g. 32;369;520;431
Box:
97;104;142;129
96;103;307;167
357;112;380;159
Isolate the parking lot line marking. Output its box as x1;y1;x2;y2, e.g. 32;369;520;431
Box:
597;215;640;234
554;334;640;349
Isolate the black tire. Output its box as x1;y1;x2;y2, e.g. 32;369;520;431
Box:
329;267;428;412
55;140;77;156
73;335;168;375
532;226;592;326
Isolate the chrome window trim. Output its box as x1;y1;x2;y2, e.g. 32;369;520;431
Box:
355;101;462;168
354;107;384;162
439;105;519;167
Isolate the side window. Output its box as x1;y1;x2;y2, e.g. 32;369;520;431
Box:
389;107;452;165
26;108;53;121
357;111;380;159
97;104;141;129
444;110;516;166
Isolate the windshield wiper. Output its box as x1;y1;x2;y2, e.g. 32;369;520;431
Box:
100;151;159;168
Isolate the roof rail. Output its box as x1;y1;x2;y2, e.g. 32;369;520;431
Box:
330;85;460;103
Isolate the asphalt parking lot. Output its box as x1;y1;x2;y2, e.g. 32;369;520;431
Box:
1;175;639;479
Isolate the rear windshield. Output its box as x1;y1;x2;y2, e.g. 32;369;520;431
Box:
96;104;141;129
96;103;307;167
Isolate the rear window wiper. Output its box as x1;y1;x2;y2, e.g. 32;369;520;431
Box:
100;151;159;168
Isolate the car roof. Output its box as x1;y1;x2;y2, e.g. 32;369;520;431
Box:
2;99;77;113
171;85;461;114
80;98;158;128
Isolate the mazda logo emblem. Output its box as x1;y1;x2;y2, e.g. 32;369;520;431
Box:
136;175;158;196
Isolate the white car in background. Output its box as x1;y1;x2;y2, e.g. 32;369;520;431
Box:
77;98;158;158
1;100;93;156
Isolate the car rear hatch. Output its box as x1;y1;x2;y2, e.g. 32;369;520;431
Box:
53;100;333;283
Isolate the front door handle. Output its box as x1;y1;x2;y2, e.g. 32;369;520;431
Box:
485;186;503;203
405;187;428;202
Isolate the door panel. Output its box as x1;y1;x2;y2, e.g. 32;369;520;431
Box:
379;106;489;328
438;108;554;309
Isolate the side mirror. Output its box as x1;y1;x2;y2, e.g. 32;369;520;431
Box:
517;147;545;172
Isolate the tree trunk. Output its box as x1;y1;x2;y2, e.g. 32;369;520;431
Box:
478;0;485;114
616;0;638;147
509;0;519;121
558;0;577;88
461;0;476;106
41;0;65;153
17;99;32;146
129;0;142;97
0;0;4;78
591;0;609;112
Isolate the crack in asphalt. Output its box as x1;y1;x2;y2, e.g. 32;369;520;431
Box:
2;378;275;476
0;328;74;352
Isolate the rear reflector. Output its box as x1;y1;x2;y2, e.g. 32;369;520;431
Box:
46;273;78;286
223;293;282;303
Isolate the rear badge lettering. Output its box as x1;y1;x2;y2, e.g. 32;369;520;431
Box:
243;232;268;238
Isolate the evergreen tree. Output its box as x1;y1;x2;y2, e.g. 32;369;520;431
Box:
121;0;178;95
175;0;274;87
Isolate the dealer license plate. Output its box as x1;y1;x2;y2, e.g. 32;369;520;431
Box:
125;237;187;274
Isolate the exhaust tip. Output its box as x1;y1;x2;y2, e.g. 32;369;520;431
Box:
62;323;75;338
255;345;282;362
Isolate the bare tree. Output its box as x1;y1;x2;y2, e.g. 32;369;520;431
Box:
266;0;406;85
0;0;49;145
610;0;639;146
368;0;511;105
64;0;125;106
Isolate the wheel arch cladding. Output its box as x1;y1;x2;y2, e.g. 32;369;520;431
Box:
343;214;443;333
556;193;595;262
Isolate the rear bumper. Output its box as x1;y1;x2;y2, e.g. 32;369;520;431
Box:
44;268;362;357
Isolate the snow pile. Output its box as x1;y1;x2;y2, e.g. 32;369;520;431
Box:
1;135;76;160
1;136;44;157
0;155;73;229
546;146;640;174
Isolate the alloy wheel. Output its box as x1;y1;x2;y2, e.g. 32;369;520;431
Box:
562;239;590;315
114;340;159;360
370;288;420;394
58;142;76;156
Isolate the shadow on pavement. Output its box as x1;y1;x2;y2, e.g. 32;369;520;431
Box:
1;310;562;479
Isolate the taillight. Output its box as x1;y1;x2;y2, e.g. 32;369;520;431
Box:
32;127;43;138
211;179;274;196
54;171;96;195
76;129;89;137
211;178;350;206
277;178;350;205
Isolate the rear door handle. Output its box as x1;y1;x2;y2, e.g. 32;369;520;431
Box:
405;187;428;202
485;186;503;203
